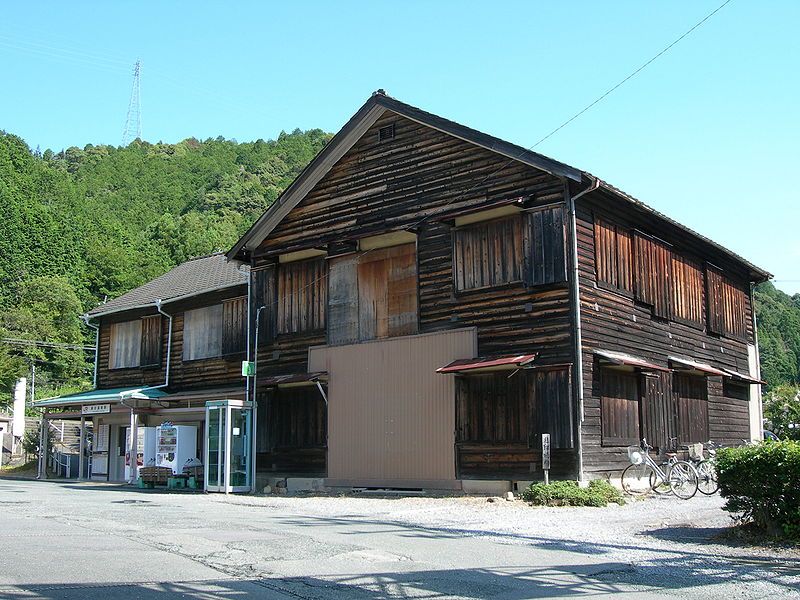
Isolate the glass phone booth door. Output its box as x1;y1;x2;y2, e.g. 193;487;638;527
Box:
205;400;252;493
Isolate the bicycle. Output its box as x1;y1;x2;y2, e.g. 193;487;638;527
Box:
621;438;699;499
688;440;719;495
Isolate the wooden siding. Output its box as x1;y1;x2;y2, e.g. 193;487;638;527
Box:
671;254;704;326
253;112;575;378
277;258;326;335
96;286;248;391
577;189;755;476
674;373;709;444
593;215;632;292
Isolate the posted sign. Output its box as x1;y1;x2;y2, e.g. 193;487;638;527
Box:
241;360;255;377
82;404;111;415
541;433;551;471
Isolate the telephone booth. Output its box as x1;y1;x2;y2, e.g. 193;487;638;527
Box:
204;399;252;493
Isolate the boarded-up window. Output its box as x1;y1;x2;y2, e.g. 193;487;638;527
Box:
634;232;672;318
183;304;223;360
268;388;327;449
327;243;419;345
723;379;749;401
670;254;704;325
594;215;632;292
109;320;141;369
530;367;573;449
139;316;161;367
277;258;327;334
706;265;747;339
222;297;247;354
453;217;523;291
251;265;277;347
674;374;709;444
455;368;572;449
601;370;640;446
524;206;567;286
455;373;529;444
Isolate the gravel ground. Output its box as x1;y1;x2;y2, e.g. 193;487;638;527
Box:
1;479;798;599
218;490;800;596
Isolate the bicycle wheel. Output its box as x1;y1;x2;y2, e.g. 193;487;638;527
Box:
695;460;718;495
622;462;657;495
649;464;671;495
668;460;699;499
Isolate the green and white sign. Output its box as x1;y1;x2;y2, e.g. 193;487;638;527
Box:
241;361;255;377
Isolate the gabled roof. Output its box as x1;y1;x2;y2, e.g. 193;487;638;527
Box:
87;253;248;318
228;91;771;282
227;90;582;261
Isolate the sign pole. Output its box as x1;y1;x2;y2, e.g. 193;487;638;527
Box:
542;433;551;486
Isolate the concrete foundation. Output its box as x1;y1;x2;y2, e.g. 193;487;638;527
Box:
461;480;511;495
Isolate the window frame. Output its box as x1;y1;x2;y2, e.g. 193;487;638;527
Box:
182;304;224;362
593;213;633;297
108;319;142;370
276;257;327;336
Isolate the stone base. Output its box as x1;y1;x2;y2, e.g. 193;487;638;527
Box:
461;480;512;495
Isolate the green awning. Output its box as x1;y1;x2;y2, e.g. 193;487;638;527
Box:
34;386;168;408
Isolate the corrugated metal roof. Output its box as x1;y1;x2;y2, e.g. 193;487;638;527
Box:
87;253;248;317
436;354;538;374
668;356;728;377
721;368;765;385
260;372;328;387
34;386;168;408
595;350;671;373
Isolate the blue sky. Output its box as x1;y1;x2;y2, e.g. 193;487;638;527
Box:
2;1;798;294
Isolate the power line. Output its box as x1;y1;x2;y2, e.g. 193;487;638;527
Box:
531;0;734;149
1;338;96;351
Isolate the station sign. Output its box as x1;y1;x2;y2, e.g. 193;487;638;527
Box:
82;403;111;415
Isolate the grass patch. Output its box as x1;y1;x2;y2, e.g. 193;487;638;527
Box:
522;480;625;507
0;460;38;476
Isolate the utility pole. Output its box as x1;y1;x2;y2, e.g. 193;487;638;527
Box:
121;60;142;146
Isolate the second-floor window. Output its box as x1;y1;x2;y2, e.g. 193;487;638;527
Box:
277;258;327;335
108;316;161;370
452;205;566;292
183;297;247;360
706;265;747;339
594;215;632;293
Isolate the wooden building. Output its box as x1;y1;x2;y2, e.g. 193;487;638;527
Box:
230;91;770;489
35;253;250;484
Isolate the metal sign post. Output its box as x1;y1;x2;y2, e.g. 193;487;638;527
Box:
542;433;551;485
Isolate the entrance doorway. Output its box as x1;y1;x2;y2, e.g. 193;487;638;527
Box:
205;400;252;493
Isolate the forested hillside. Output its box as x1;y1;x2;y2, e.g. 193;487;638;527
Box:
0;130;798;406
0;130;330;401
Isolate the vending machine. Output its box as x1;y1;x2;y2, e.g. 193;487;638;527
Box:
124;426;157;480
156;424;197;474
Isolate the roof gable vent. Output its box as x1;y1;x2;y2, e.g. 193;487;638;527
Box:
378;123;395;142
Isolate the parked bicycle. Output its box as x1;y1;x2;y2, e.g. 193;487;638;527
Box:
621;438;699;499
688;440;719;495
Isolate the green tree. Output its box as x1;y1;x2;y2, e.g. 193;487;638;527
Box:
763;385;800;440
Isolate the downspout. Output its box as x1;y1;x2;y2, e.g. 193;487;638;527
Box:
81;314;100;389
154;299;173;389
252;303;266;494
567;175;600;483
750;282;764;441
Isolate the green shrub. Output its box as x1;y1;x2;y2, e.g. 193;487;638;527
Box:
522;479;624;507
716;441;800;540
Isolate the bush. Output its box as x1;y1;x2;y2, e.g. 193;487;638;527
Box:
716;441;800;540
522;479;624;507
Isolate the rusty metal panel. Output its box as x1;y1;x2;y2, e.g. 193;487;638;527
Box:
308;328;477;484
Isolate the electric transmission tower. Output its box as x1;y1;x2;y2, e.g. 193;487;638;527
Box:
121;60;142;146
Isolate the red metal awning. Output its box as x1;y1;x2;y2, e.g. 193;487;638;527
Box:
721;368;765;385
260;372;327;387
668;356;727;377
595;350;670;373
437;354;538;374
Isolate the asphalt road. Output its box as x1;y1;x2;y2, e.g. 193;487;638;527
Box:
0;479;797;599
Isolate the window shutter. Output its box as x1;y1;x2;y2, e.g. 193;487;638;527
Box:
524;206;566;286
600;370;641;446
670;254;704;325
674;374;709;444
183;305;223;360
251;264;277;348
276;258;327;335
453;217;523;291
140;316;161;366
222;297;247;354
634;232;671;318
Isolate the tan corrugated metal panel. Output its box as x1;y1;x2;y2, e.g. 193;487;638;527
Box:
309;328;477;485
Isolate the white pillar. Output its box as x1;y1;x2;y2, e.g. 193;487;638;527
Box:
128;409;138;484
78;415;86;480
12;378;26;453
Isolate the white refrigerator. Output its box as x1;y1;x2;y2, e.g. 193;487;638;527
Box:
124;426;157;480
